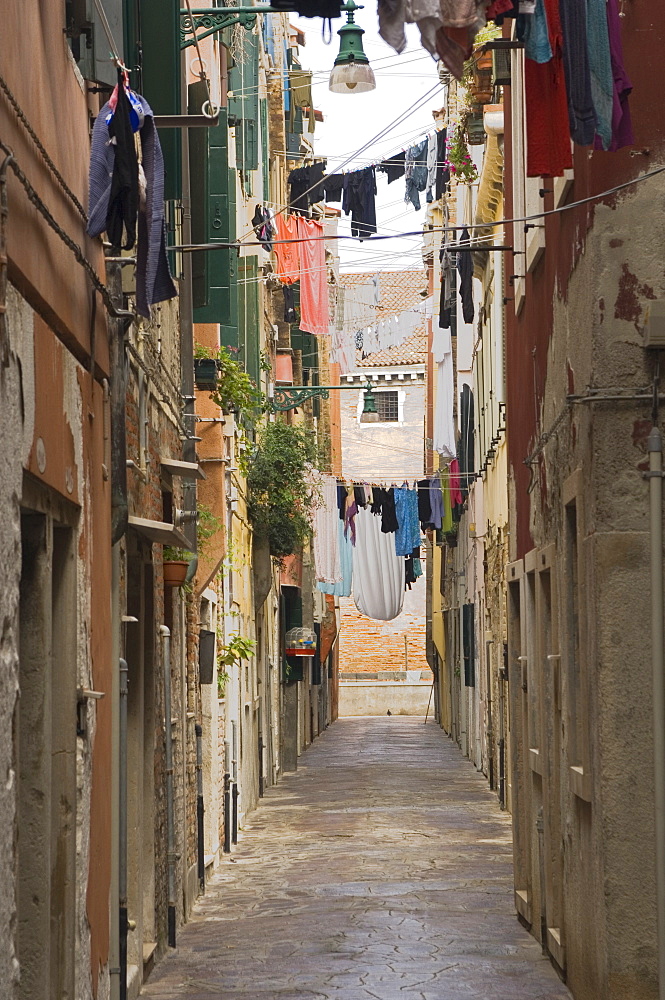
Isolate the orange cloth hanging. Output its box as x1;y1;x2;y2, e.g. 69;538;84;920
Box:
297;216;328;336
273;213;300;284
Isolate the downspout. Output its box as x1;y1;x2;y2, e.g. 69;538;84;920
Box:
110;547;121;1000
485;638;494;790
118;658;129;1000
647;426;665;1000
0;151;14;366
108;260;129;545
160;625;177;947
195;722;205;892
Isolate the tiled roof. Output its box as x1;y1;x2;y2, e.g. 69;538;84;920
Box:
340;269;428;368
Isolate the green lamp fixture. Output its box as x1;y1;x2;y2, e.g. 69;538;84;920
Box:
329;1;376;95
359;383;380;422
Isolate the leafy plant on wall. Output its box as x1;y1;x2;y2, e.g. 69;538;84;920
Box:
194;342;266;422
244;420;319;558
217;633;255;698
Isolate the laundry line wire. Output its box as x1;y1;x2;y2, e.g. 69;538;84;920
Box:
233;80;444;246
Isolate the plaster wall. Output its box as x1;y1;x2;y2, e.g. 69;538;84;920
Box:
339;682;432;716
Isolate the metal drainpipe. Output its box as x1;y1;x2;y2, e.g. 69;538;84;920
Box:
232;719;239;844
160;625;177;947
118;658;128;1000
0;151;14;366
648;427;665;1000
223;740;232;854
195;723;205;893
485;639;494;790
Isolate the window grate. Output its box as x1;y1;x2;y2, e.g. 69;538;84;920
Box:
376;391;399;422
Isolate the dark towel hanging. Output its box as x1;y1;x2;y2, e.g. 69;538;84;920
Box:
106;68;138;251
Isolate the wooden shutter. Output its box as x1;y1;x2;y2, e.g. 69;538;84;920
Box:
229;32;259;173
238;256;260;386
140;0;182;199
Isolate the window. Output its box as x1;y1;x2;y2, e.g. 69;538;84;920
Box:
376;391;398;422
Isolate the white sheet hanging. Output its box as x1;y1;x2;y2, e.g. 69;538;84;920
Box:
313;475;342;584
433;326;456;460
353;507;405;621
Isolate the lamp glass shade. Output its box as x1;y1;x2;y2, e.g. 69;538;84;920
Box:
329;60;376;94
360;388;380;422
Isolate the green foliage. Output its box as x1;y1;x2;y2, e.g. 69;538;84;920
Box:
444;122;479;184
194;342;266;421
245;420;319;558
162;546;193;561
217;633;255;697
197;503;221;554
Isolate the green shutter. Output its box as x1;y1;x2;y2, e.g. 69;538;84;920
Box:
139;0;181;200
190;87;239;341
228;33;259;174
238;256;260;386
260;97;269;199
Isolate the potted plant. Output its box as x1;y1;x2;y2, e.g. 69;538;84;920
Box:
193;345;219;391
194;342;266;421
444;122;479;184
162;546;193;587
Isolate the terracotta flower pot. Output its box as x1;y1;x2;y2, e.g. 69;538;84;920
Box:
163;560;189;587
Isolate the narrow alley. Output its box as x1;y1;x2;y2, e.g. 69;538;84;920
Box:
140;718;570;1000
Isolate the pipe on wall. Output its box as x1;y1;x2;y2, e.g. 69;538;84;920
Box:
648;427;665;1000
195;722;205;892
160;625;177;948
118;658;128;1000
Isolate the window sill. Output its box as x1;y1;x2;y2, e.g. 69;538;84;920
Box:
515;888;531;924
547;927;565;971
529;747;543;775
569;765;591;802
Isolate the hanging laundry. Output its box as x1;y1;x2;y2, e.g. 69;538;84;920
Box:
288;161;326;215
432;326;456;459
435;128;450;199
297;216;328;336
105;69;138;251
525;0;574;176
272;0;343;17
426;132;438;203
417;478;433;528
378;0;407;54
342;167;377;240
458;385;475;495
595;0;633;151
439;242;454;329
324;172;344;203
353;506;405;621
586;0;614;150
456;228;474;324
313;475;343;584
317;517;353;598
377;151;407;183
283;285;297;323
393;487;421;557
404;138;428;211
252;204;275;251
559;0;595;146
273;213;300;284
429;475;444;530
88;80;177;318
523;0;552;64
288;68;315;131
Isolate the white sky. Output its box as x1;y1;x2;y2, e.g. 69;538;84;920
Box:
293;13;443;273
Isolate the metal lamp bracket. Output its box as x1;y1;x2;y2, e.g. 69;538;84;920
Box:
271;385;330;412
180;8;261;49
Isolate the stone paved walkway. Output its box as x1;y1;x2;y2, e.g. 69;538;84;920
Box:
141;717;571;1000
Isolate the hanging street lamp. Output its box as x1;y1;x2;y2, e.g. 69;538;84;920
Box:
181;0;375;98
328;1;376;95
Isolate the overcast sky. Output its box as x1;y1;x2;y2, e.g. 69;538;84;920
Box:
293;13;443;273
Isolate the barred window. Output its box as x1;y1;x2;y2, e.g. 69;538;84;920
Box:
376;391;399;422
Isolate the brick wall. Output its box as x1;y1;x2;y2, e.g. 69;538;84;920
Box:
338;567;431;680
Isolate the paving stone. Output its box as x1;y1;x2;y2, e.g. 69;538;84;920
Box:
140;718;571;1000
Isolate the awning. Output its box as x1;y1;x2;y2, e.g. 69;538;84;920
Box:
160;458;206;480
127;516;190;548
